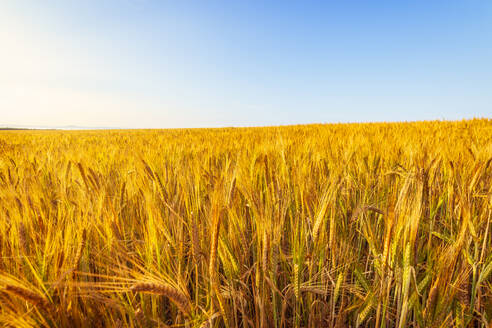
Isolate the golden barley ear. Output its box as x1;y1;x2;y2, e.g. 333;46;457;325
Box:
424;277;439;320
4;285;52;312
130;282;191;316
76;162;90;191
18;222;28;254
72;229;87;276
262;230;270;275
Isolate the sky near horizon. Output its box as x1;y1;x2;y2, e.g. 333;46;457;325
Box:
1;1;491;128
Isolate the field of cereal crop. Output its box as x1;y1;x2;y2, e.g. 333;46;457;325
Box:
0;119;491;327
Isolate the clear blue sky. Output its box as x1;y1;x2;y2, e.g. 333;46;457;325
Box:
1;1;491;128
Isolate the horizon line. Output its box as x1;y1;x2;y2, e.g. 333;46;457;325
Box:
1;117;490;131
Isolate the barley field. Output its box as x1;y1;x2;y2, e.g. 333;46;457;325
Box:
0;119;491;327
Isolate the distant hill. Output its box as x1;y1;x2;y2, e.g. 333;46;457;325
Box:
0;125;119;130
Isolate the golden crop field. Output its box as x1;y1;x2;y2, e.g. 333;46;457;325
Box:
0;119;491;327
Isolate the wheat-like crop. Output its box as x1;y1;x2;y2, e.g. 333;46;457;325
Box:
0;119;490;327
